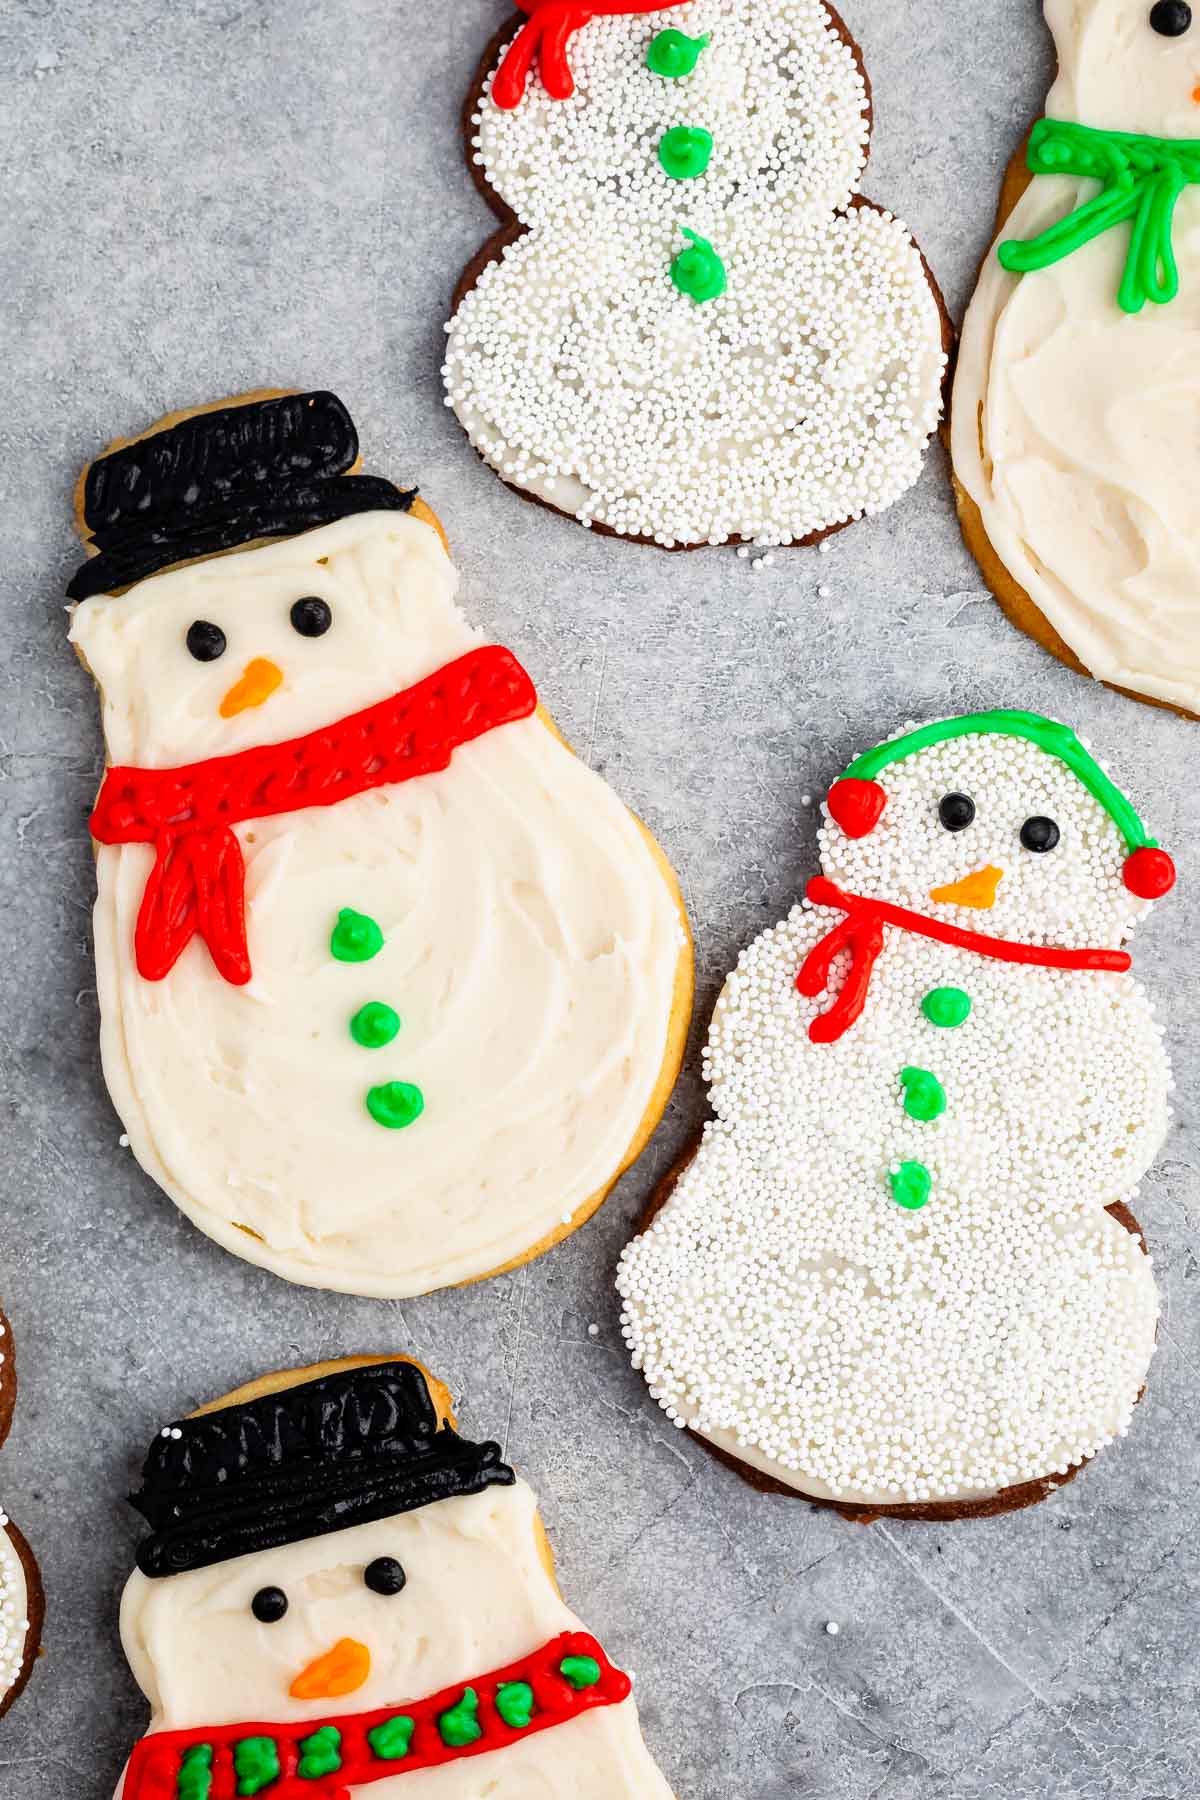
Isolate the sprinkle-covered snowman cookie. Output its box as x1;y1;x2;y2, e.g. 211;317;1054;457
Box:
0;1309;44;1717
954;0;1200;716
445;1;950;550
68;390;691;1297
618;712;1176;1517
115;1357;674;1798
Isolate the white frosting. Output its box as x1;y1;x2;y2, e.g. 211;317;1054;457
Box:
953;0;1200;710
70;512;688;1296
0;1521;28;1705
618;726;1170;1505
119;1483;673;1798
446;0;946;548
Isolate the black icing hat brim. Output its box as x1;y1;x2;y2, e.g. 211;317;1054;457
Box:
130;1360;516;1579
67;391;417;603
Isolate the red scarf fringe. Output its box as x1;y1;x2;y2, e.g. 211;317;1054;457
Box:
493;2;693;110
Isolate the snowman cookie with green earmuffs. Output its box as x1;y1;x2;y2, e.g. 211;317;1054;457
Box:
67;389;692;1298
618;711;1177;1518
114;1357;674;1798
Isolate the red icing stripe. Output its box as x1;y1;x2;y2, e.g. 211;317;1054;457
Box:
492;2;694;110
122;1631;629;1799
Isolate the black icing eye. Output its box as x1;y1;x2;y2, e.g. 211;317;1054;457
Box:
1020;815;1061;853
938;792;976;832
1150;0;1192;32
290;596;333;638
186;620;227;662
364;1556;407;1596
251;1586;288;1623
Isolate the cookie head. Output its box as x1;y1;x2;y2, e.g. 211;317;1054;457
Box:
819;714;1173;949
1047;0;1200;132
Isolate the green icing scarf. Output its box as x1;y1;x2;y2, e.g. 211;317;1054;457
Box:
998;116;1200;313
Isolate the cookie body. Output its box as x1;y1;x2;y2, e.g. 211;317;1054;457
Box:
952;0;1200;714
619;713;1174;1514
0;1311;43;1717
116;1358;674;1798
69;394;691;1297
446;0;949;550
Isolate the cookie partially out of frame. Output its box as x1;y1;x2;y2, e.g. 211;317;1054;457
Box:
0;1309;44;1718
446;1;952;551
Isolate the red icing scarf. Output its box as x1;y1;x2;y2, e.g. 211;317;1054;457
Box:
493;1;693;109
797;875;1132;1044
90;646;537;987
120;1632;628;1800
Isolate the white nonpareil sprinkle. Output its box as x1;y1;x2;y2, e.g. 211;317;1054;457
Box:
825;1621;840;1636
446;0;946;549
617;723;1170;1505
0;1525;28;1701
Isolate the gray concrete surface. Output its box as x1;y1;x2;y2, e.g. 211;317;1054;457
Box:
1;3;1197;1796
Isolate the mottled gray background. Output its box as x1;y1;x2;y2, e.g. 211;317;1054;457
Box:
1;2;1196;1796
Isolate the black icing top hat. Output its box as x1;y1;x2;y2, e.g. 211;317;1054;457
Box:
130;1360;515;1579
68;390;416;603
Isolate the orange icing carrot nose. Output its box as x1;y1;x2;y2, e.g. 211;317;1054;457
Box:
289;1638;371;1701
219;658;283;719
929;865;1004;910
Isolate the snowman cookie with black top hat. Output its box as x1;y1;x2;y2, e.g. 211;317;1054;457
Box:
115;1357;673;1798
619;712;1176;1517
446;0;950;550
68;389;691;1297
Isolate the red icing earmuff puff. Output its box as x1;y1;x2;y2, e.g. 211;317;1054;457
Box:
1123;846;1176;900
827;778;887;839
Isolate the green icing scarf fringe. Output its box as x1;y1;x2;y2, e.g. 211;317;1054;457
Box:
998;116;1200;313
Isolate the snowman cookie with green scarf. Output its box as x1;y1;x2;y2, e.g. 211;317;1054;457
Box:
954;0;1200;715
446;0;950;550
114;1357;674;1797
618;712;1177;1518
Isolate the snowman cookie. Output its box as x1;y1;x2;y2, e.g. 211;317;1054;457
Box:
618;712;1177;1517
115;1356;674;1798
68;390;692;1297
445;1;951;550
954;0;1200;716
0;1309;44;1717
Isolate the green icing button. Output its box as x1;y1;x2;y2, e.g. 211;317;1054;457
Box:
495;1680;536;1729
177;1745;214;1800
367;1715;415;1762
900;1066;947;1122
331;907;384;964
439;1687;483;1749
350;1000;401;1049
921;986;971;1028
646;27;710;78
366;1080;425;1130
670;229;727;303
559;1654;602;1690
297;1726;342;1780
889;1161;932;1212
233;1738;280;1798
658;125;713;180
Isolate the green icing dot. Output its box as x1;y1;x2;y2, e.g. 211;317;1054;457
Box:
331;907;384;964
670;229;727;303
297;1726;342;1780
366;1080;425;1130
367;1715;415;1762
889;1161;932;1212
495;1680;536;1729
559;1654;602;1690
177;1745;214;1800
900;1066;947;1123
646;27;711;78
350;1000;401;1048
921;986;971;1029
439;1687;483;1749
658;125;713;180
234;1737;280;1798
